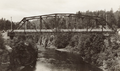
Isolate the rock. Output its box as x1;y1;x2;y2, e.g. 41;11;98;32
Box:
0;49;3;54
2;31;10;40
38;58;46;63
5;45;12;53
56;48;68;52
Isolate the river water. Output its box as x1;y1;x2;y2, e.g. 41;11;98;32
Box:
34;48;103;71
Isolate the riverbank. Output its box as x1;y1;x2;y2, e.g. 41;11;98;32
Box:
52;33;120;71
55;45;120;71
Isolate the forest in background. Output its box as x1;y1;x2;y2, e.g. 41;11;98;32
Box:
0;18;16;31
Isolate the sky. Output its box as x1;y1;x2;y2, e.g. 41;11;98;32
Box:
0;0;120;22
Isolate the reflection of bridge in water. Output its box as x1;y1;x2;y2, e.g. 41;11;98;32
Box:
8;13;116;37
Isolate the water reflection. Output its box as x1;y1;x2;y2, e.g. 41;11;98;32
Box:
34;49;103;71
20;65;36;71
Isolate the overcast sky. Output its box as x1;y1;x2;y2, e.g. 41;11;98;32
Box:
0;0;120;22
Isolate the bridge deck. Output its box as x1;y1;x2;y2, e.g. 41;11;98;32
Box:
9;29;113;33
7;29;115;36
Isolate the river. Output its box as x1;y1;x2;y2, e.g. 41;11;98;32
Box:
33;48;103;71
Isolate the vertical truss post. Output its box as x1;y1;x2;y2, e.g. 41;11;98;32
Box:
101;19;104;32
55;14;57;29
27;20;30;29
95;19;97;28
39;16;42;45
86;18;89;32
40;16;42;33
81;17;84;29
55;14;57;35
68;15;70;29
102;23;103;32
26;20;28;29
24;22;26;33
69;14;72;31
23;18;26;34
66;16;68;29
74;17;76;29
71;15;73;29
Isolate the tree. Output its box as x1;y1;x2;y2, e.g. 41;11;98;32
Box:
106;11;117;29
117;16;120;28
0;32;4;49
54;33;73;48
0;18;16;30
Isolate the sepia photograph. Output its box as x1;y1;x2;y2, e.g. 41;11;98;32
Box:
0;0;120;71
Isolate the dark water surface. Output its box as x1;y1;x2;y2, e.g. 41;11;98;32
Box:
34;49;103;71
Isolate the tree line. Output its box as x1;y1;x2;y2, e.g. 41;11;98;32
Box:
0;18;16;31
76;9;120;29
37;9;120;29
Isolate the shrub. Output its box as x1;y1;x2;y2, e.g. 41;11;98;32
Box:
54;33;73;48
0;32;4;49
69;35;79;47
78;33;105;64
8;38;38;71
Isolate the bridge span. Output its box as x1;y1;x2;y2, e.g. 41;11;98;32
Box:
8;13;117;38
